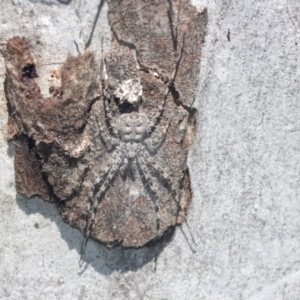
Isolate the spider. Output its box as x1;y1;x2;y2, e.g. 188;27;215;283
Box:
80;50;184;258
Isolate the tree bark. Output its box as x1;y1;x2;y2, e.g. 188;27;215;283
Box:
0;0;300;299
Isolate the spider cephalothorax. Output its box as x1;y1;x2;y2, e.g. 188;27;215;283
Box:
117;112;149;144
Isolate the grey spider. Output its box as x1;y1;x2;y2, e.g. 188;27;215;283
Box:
81;87;174;254
80;48;185;259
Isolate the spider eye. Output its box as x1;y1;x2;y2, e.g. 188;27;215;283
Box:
122;123;132;133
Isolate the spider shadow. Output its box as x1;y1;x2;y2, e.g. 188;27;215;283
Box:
16;193;175;275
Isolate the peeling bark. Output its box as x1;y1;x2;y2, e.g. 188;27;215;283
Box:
4;0;207;248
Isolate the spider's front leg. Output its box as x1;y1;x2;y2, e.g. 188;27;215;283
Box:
80;147;124;259
147;43;184;134
95;113;118;151
101;60;119;137
103;94;119;137
146;88;170;135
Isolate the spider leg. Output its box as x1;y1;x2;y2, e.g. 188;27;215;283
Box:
80;149;123;260
137;155;160;234
146;86;169;135
101;60;119;137
141;148;176;198
147;42;184;134
141;149;197;246
95;114;118;150
119;157;129;177
93;151;124;203
144;120;170;152
103;95;119;137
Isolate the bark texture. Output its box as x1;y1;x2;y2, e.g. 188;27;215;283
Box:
4;1;207;247
1;1;300;299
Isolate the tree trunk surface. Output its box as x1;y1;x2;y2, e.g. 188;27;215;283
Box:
0;0;300;299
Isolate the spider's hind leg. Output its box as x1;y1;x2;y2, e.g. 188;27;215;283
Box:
141;148;176;197
141;148;197;246
80;149;124;261
137;155;160;234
